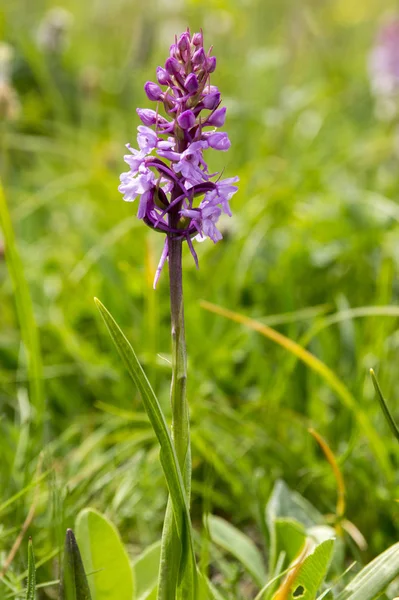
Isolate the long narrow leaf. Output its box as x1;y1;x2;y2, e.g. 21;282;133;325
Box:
94;298;196;591
25;539;36;600
336;541;399;600
370;369;399;442
60;529;92;600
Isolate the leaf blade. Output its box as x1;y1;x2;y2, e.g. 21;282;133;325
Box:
207;514;267;587
336;541;399;600
60;529;92;600
75;508;133;600
25;538;36;600
94;298;196;595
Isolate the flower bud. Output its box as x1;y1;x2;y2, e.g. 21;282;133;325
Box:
192;32;203;46
169;43;178;58
185;73;199;93
156;66;170;85
206;56;216;73
137;108;158;126
207;107;226;127
177;32;190;60
177;109;196;129
192;47;206;66
202;88;221;109
165;57;181;76
144;81;163;101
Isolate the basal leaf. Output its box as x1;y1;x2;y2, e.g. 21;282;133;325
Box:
267;481;324;531
275;519;306;566
75;508;134;600
207;514;267;587
133;540;161;600
283;539;334;600
336;541;399;600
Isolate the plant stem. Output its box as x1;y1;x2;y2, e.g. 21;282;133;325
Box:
157;235;192;600
168;236;191;493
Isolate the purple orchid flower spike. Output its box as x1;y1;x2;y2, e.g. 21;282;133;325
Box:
369;18;399;97
368;17;399;119
118;28;239;287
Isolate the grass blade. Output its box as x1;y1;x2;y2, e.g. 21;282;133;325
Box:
370;369;399;442
60;529;92;600
336;541;399;600
25;538;36;600
0;178;44;424
308;429;346;520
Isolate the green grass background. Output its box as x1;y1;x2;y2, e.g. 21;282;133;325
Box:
1;0;399;595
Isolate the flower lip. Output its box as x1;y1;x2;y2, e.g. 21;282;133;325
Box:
204;131;231;151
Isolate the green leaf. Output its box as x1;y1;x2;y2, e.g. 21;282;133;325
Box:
207;514;267;587
197;572;226;600
267;481;324;531
94;298;196;593
133;541;161;600
370;369;399;442
266;480;325;575
274;519;306;565
75;508;134;600
0;178;44;423
286;539;334;599
25;538;36;600
60;529;92;600
336;541;399;600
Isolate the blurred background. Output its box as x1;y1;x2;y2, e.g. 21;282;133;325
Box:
1;0;399;595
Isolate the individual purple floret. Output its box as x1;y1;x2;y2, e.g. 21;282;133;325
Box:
369;18;399;98
118;28;238;286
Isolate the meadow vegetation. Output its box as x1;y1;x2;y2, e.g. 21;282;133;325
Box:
1;0;399;598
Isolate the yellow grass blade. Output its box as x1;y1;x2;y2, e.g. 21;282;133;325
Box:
200;300;391;479
308;428;346;520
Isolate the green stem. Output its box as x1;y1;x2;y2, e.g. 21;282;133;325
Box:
157;236;192;600
169;237;191;491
